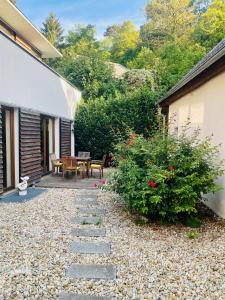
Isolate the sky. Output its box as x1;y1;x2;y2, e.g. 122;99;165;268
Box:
17;0;147;39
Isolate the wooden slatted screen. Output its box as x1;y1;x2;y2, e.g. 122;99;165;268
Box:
60;119;71;157
0;106;3;193
19;110;42;183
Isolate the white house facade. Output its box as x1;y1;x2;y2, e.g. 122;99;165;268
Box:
159;38;225;218
0;0;81;192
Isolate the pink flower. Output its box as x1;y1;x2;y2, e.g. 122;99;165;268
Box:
101;179;106;185
93;182;98;188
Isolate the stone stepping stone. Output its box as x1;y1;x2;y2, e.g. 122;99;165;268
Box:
59;293;115;300
71;216;102;225
70;242;111;254
76;189;99;195
71;228;106;237
66;264;117;280
76;195;98;201
78;208;106;215
75;200;98;207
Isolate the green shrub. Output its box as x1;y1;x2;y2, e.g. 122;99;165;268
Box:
75;87;157;159
109;130;224;222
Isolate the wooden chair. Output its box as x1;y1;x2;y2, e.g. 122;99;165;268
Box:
50;153;63;174
77;152;91;168
62;157;79;179
90;155;106;179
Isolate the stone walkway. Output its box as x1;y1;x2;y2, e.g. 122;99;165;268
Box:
59;190;116;300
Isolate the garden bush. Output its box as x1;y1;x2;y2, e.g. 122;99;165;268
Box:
75;86;157;159
110;130;224;222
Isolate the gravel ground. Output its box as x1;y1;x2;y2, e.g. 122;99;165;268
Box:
1;188;225;299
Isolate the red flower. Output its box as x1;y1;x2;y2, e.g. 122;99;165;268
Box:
168;166;174;171
149;180;156;188
130;133;137;139
127;140;133;146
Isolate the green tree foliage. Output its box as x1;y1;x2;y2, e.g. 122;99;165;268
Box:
195;0;225;49
41;13;64;48
66;24;96;46
156;41;206;91
41;0;225;160
191;0;212;15
75;87;157;159
104;21;140;64
143;0;196;47
58;55;119;100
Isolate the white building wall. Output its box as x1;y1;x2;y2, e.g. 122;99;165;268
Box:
71;122;75;156
168;70;225;218
55;118;60;159
14;108;19;186
0;33;81;120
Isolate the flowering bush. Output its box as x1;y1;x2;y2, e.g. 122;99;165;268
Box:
110;131;224;222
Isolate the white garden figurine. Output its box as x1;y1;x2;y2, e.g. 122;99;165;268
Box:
17;176;29;196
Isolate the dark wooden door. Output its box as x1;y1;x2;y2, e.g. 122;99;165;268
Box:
40;116;49;174
60;119;71;157
19;110;42;184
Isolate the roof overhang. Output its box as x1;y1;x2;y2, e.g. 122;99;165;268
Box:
0;0;62;58
158;38;225;107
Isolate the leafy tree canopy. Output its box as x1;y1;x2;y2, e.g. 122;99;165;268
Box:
41;12;64;48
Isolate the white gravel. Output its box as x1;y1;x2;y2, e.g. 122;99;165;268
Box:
0;188;225;299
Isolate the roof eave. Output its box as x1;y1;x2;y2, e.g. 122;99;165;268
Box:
0;0;62;58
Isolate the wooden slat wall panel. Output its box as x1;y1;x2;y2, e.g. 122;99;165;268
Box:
19;110;42;183
0;106;3;193
60;119;71;157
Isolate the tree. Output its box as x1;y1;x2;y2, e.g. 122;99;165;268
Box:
195;0;225;49
59;55;119;100
41;13;64;48
66;24;96;46
191;0;212;15
75;87;158;159
104;25;120;38
156;41;206;92
104;21;140;64
142;0;196;48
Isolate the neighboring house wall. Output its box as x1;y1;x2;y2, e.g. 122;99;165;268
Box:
168;70;225;217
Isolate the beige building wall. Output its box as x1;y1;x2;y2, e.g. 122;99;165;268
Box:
168;70;225;218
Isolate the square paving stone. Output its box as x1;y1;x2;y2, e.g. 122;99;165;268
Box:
66;264;117;280
71;228;106;237
78;208;106;215
76;190;99;196
70;242;111;254
76;195;98;201
71;216;102;225
75;200;99;207
59;293;115;300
